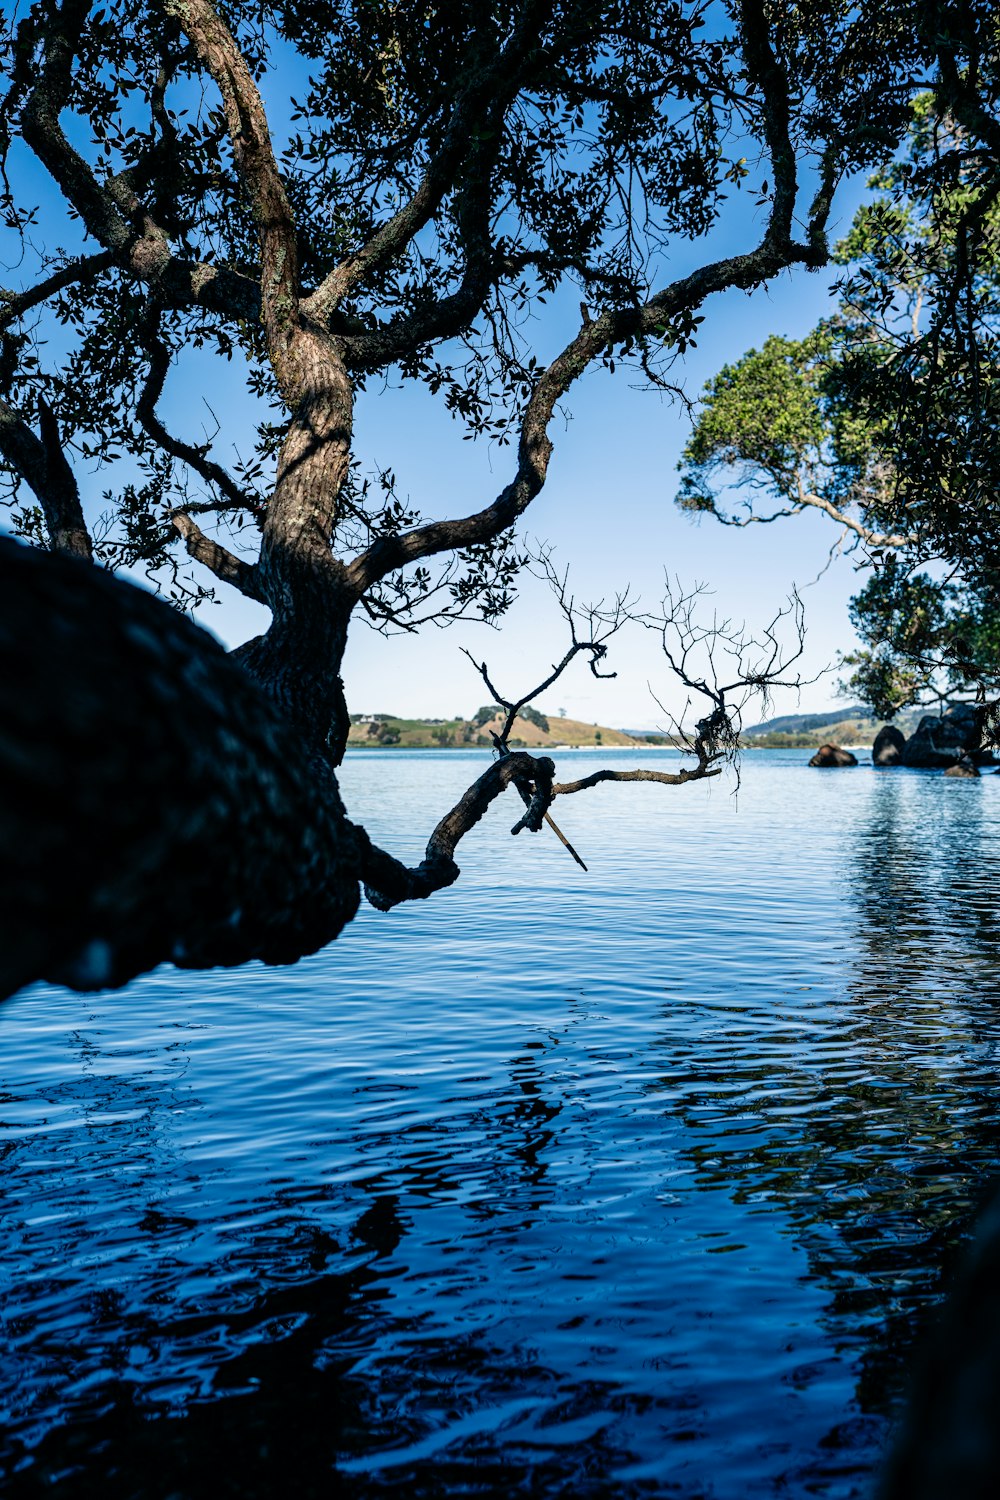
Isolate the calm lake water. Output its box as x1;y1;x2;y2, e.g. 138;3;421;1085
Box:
3;748;1000;1497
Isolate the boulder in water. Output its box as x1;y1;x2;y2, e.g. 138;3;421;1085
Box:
901;704;984;768
872;724;906;767
808;744;858;768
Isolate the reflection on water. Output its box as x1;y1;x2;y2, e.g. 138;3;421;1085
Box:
2;750;1000;1496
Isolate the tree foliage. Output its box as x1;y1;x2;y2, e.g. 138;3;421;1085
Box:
677;3;1000;715
1;1;916;637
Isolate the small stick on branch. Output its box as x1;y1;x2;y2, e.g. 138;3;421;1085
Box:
492;731;588;871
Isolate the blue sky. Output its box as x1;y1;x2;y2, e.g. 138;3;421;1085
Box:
337;253;870;729
1;17;880;731
176;170;877;730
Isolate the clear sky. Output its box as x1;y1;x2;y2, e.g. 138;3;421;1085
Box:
340;253;869;730
178;194;875;731
2;22;880;732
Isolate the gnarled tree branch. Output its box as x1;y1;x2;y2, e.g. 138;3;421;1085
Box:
0;394;92;560
170;512;263;602
357;751;556;912
164;0;301;381
553;764;721;795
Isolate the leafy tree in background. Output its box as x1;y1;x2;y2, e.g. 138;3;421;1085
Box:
520;705;550;733
678;6;1000;718
0;0;927;996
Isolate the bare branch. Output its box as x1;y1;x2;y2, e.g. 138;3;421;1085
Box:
460;550;631;745
640;578;821;786
553;764;722;795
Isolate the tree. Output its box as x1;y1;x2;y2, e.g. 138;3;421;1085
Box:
677;3;1000;717
0;0;918;998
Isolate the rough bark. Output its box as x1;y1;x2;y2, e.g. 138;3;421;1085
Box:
0;536;360;1001
248;328;357;758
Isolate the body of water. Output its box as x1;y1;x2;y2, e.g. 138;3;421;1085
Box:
3;748;1000;1496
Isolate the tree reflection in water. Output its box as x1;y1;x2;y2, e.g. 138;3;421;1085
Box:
0;1007;676;1497
643;769;1000;1465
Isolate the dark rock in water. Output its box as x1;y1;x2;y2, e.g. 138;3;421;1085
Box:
944;757;980;778
901;726;955;768
809;743;858;768
872;724;906;767
901;703;985;768
943;700;984;741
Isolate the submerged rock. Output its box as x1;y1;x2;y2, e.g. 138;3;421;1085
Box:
808;744;858;768
943;757;980;778
872;724;906;767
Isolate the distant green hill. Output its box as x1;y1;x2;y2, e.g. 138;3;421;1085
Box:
743;706;923;749
744;706;871;736
346;708;638;750
347;704;937;752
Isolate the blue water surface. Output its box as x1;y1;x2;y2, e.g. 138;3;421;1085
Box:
3;748;1000;1497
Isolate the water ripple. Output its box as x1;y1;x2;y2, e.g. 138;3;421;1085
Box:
2;751;1000;1496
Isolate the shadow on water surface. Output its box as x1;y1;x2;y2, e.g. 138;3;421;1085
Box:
0;1009;696;1498
4;758;1000;1496
1;1185;673;1499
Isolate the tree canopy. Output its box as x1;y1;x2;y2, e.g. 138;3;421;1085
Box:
677;7;1000;717
0;0;949;995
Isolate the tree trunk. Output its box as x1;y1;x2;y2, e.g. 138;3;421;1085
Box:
0;536;360;1001
232;326;358;762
